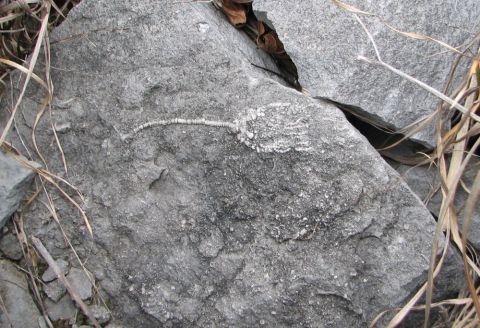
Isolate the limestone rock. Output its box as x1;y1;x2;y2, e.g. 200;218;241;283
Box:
67;268;93;301
0;151;39;228
2;0;465;326
0;232;23;260
393;159;480;249
45;294;77;321
0;259;41;328
253;0;479;146
42;259;69;282
44;279;67;302
88;305;111;325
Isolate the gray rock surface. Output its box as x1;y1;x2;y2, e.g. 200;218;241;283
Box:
44;279;67;302
42;258;69;282
1;0;465;327
392;159;480;249
0;232;23;260
0;259;41;328
0;151;39;228
67;268;93;301
88;305;111;325
45;294;77;321
253;0;479;146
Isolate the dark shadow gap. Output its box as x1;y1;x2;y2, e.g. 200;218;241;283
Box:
318;97;434;166
215;0;301;90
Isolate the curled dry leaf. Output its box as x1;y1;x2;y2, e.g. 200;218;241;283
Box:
216;0;301;90
221;0;250;27
256;21;287;59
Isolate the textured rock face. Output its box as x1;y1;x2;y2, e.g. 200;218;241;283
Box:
393;159;480;249
2;0;464;326
0;151;38;228
253;0;479;146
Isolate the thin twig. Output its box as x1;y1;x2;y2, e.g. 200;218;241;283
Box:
31;236;100;328
354;14;382;61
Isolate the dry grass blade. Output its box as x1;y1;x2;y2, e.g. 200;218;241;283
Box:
459;63;480;323
331;0;374;16
7;152;93;236
383;22;463;55
31;94;50;169
0;0;42;14
370;236;451;327
381;230;451;327
51;119;68;173
423;55;480;328
38;167;93;235
0;58;48;89
0;11;23;23
0;1;50;145
349;9;480;328
372;295;473;328
47;0;66;19
31;236;100;328
331;0;471;57
358;55;480;124
41;21;68;173
462;171;480;323
0;1;104;326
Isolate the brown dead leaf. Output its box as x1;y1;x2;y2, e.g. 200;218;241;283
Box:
216;0;301;90
256;21;287;58
221;0;250;27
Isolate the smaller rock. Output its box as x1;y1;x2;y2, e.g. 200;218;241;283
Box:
45;294;77;321
67;267;93;300
42;259;69;282
88;305;111;325
44;279;67;302
0;232;23;260
198;227;224;258
0;259;41;328
0;151;40;228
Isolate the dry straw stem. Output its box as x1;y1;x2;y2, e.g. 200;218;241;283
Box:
332;0;467;55
343;4;480;327
1;0;89;234
0;1;51;145
7;151;93;235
